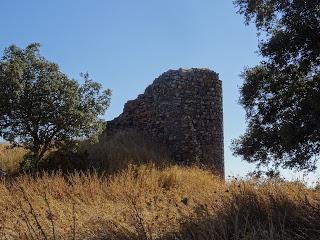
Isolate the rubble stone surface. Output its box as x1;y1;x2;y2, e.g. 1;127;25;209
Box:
105;68;224;175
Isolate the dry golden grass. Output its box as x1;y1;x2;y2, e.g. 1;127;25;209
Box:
0;130;169;174
88;130;172;173
1;141;320;239
0;164;319;240
0;144;26;173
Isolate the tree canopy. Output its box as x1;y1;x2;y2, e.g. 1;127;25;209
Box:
232;0;320;172
0;43;111;169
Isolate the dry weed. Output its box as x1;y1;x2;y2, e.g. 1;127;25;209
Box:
0;144;26;174
0;165;318;239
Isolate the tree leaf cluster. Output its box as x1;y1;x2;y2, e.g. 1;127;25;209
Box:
233;0;320;171
0;43;111;169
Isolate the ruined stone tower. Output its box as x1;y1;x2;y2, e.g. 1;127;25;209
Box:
106;68;224;176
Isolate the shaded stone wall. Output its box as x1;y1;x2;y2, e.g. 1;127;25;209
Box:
105;68;224;176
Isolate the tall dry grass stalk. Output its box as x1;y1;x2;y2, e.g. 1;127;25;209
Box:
0;165;319;240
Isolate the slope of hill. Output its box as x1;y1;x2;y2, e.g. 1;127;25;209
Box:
0;164;319;240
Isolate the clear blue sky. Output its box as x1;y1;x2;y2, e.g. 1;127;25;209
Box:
1;0;318;182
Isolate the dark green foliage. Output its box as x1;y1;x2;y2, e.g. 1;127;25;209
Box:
0;43;111;170
232;0;320;171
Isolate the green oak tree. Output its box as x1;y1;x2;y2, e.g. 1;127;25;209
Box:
0;43;111;170
232;0;320;173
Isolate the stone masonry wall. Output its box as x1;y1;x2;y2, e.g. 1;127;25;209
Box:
105;68;224;176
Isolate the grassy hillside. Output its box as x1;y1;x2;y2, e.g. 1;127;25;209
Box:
0;164;319;239
0;142;320;239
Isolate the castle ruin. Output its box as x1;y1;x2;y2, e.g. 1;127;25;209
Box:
105;68;224;176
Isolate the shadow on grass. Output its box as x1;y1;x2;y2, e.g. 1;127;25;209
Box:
160;188;320;240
